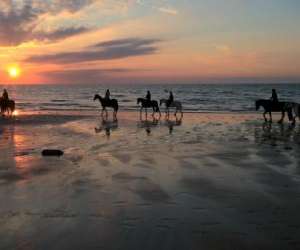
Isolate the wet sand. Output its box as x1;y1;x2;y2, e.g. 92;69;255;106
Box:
1;111;300;250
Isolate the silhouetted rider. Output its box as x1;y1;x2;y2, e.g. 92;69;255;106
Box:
105;89;110;100
146;90;151;104
2;89;9;106
2;89;8;101
271;89;279;108
271;89;278;103
167;91;174;107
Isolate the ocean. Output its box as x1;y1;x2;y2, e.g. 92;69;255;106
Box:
1;83;300;113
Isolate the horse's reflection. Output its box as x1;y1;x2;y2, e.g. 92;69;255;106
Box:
138;116;159;135
95;117;118;138
164;116;182;134
254;121;298;146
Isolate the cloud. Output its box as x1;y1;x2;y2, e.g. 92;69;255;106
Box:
34;27;91;42
136;0;178;15
92;37;159;48
0;0;95;46
26;37;161;64
158;7;178;15
41;68;130;84
215;45;232;55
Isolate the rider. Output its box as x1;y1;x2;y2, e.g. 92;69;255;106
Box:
2;89;9;101
271;89;279;108
167;91;174;107
146;90;151;103
105;89;110;100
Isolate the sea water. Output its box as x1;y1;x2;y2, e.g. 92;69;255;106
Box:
1;83;300;113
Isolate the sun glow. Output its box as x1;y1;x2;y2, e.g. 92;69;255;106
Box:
13;110;19;116
7;66;21;79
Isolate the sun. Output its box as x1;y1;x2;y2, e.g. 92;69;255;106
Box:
7;66;21;79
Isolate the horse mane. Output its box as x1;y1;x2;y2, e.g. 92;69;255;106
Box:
94;94;103;100
137;97;144;103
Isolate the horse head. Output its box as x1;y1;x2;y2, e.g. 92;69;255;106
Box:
159;99;163;106
137;98;142;105
93;94;101;101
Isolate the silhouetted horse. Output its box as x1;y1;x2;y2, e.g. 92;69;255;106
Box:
160;99;183;117
94;94;118;119
137;98;161;117
0;98;15;116
255;99;295;123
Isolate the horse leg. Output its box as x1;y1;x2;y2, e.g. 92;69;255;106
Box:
263;111;267;122
292;115;296;126
278;111;285;124
287;108;295;125
269;112;272;123
139;107;142;119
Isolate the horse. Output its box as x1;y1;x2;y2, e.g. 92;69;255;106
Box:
137;98;161;118
285;102;300;126
0;98;15;116
160;99;183;117
255;99;294;123
94;94;118;119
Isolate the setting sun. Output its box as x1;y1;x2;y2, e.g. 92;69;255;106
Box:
7;66;21;78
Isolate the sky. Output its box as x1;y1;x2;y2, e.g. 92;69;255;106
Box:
0;0;300;84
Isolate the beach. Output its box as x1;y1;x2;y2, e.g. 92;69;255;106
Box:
0;111;300;250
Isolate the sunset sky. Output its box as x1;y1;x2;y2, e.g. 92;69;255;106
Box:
0;0;300;84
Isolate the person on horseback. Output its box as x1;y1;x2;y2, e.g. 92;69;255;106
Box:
146;91;151;104
2;89;9;101
271;89;279;109
105;89;110;100
167;91;174;108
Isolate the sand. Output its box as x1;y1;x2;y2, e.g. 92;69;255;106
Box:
0;111;300;250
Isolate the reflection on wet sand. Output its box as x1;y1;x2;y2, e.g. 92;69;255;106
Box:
137;116;159;135
1;112;300;250
164;116;182;134
0;126;31;185
136;115;183;135
254;122;300;147
0;127;16;170
95;117;118;138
